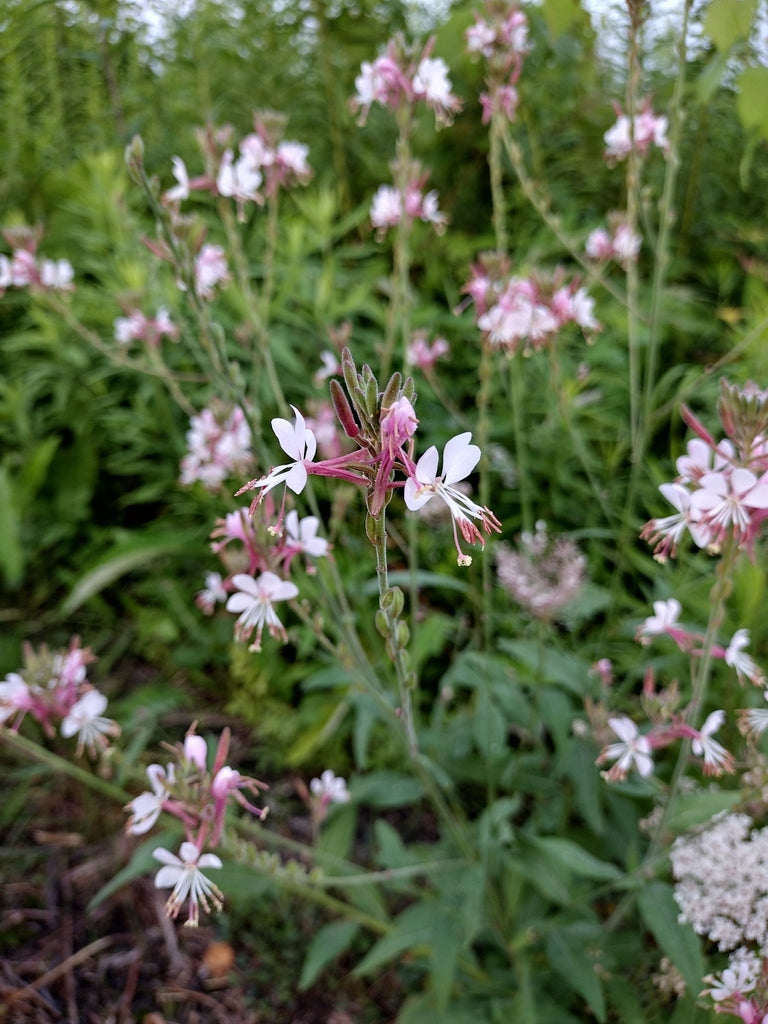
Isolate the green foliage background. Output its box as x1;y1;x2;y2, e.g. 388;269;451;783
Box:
2;0;768;1020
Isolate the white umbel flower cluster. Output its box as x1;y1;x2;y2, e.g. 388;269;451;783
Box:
671;812;768;952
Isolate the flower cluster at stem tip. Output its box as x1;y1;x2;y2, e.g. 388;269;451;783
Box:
0;639;118;758
236;348;501;572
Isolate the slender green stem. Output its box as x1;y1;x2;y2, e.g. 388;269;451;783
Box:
488;111;508;256
0;729;130;804
500;126;640;317
370;509;419;756
381;105;414;382
508;357;533;533
606;539;739;934
638;0;693;456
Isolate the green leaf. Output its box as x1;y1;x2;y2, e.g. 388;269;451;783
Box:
60;533;190;615
736;66;768;138
704;0;757;50
525;835;621;882
473;686;507;762
637;881;704;994
542;0;588;36
299;920;360;990
545;926;606;1022
317;803;357;860
350;771;424;808
663;788;742;833
353;902;434;976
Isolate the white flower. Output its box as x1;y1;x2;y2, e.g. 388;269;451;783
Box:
370;185;402;231
691;710;734;776
284;510;329;559
226;571;299;650
125;764;175;835
413;57;453;106
404;432;501;565
310;769;350;805
153;841;223;927
39;258;74;290
239;406;317;501
60;690;119;756
726;629;764;686
164;156;190;203
599;716;654;781
638;598;682;641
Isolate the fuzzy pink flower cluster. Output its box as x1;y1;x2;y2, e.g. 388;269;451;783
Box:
497;520;586;621
641;384;768;560
0;227;73;294
114;306;177;347
466;1;529;124
0;638;119;758
464;255;600;354
125;726;267;927
180;404;254;491
351;35;461;128
163;114;312;223
604;99;669;163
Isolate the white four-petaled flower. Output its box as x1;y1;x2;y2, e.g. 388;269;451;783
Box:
153;841;223;927
226;571;299;650
404;432;500;565
600;716;653;781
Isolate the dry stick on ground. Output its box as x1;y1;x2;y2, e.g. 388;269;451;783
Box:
0;936;115;1018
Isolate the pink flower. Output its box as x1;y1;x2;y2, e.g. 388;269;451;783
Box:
404;433;501;565
225;571;299;650
604;102;669;163
153;841;223;927
689;467;768;550
406;334;449;370
180;405;253;490
194;244;229;299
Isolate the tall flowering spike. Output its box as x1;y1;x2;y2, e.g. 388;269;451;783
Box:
404;432;501;565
